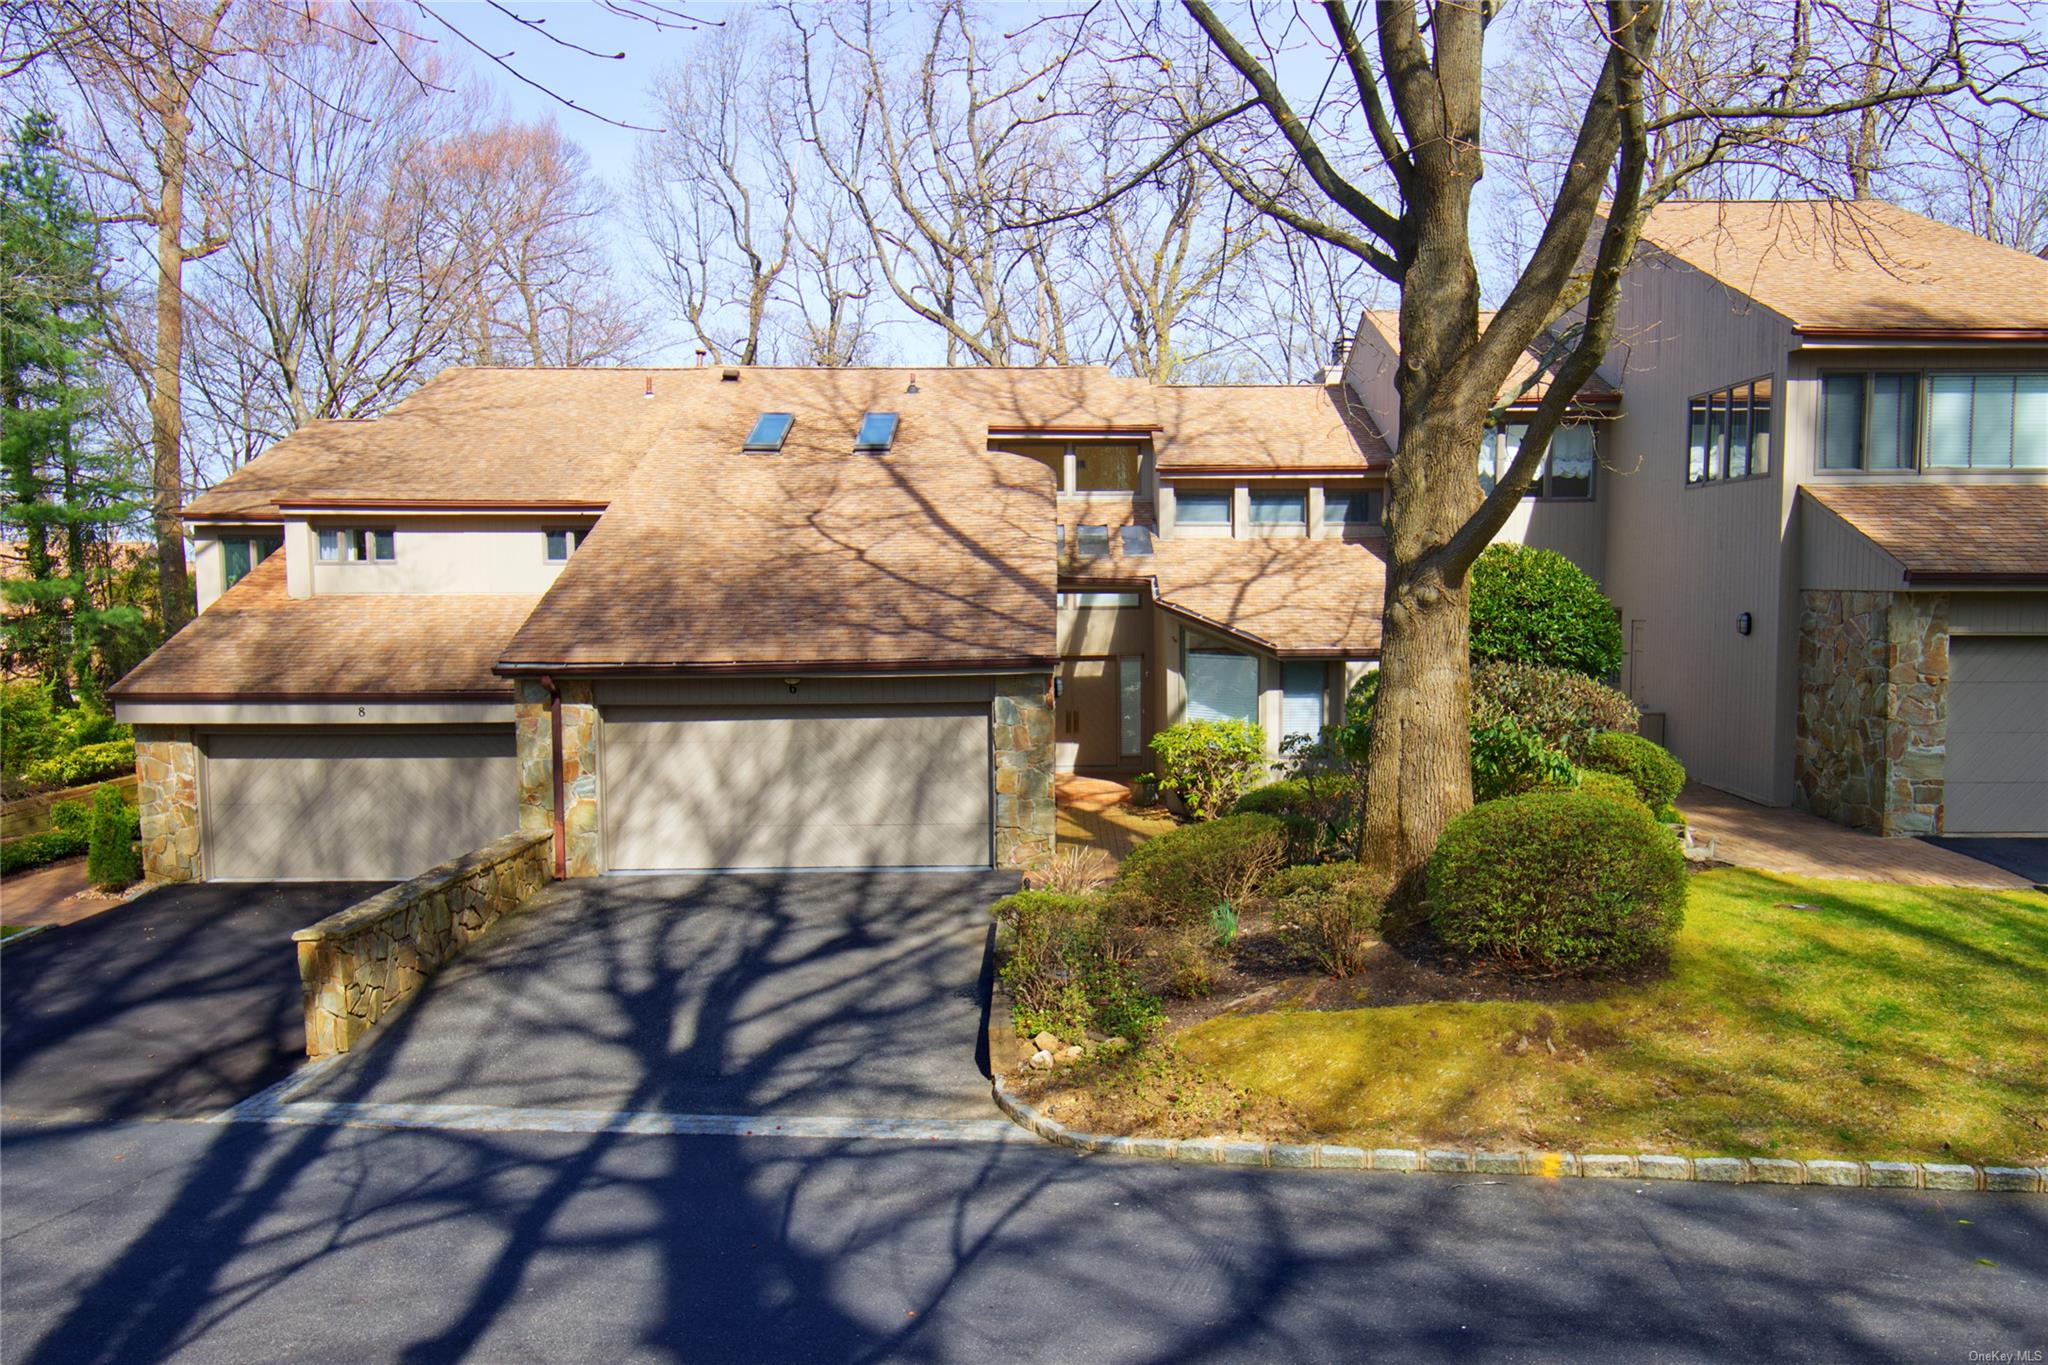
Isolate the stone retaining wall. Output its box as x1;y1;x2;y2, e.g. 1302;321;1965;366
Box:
293;830;552;1058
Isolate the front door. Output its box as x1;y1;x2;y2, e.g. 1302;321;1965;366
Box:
1056;659;1122;771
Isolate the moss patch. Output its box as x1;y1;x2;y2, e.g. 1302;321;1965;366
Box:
1177;870;2048;1164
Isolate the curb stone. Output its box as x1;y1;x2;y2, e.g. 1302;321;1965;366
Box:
989;1073;2045;1196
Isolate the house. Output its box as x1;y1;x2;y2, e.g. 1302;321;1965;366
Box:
108;366;1389;881
108;198;2048;884
1349;199;2048;837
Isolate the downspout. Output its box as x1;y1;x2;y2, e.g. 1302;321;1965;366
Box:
539;673;567;880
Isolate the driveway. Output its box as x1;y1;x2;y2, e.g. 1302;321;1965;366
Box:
1924;836;2048;887
1;882;384;1121
292;872;1015;1120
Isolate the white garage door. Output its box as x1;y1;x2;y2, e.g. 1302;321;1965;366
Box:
1945;637;2048;835
604;704;991;871
205;729;518;880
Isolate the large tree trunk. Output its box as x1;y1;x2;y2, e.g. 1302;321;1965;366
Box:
1362;550;1473;880
150;82;194;635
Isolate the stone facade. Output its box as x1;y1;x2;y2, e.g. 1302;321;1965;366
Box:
133;725;202;882
294;829;552;1057
993;674;1057;870
511;679;604;876
1795;590;1950;836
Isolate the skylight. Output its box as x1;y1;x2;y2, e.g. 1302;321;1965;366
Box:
855;411;899;451
743;412;794;451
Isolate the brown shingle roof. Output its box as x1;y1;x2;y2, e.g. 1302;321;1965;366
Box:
1149;384;1389;470
1802;484;2048;582
1151;537;1386;655
1637;200;2048;334
497;368;1058;670
107;555;535;698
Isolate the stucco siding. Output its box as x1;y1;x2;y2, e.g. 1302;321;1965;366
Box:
306;518;594;596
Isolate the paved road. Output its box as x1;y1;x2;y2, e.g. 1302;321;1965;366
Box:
0;882;383;1121
291;872;1012;1119
3;1114;2044;1364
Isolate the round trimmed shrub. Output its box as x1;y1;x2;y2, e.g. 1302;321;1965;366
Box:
1425;790;1687;974
1468;544;1625;680
1583;731;1686;810
1471;659;1638;763
1575;769;1650;812
1114;813;1287;924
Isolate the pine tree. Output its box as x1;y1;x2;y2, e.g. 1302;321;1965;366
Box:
1;111;149;705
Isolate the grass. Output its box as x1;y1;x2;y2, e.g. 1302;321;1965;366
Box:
0;924;32;941
1177;870;2048;1165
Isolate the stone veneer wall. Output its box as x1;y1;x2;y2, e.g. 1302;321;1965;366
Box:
294;829;552;1057
1795;590;1949;836
134;725;202;882
993;674;1056;870
512;679;603;877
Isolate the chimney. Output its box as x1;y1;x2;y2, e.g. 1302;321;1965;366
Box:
1322;334;1355;384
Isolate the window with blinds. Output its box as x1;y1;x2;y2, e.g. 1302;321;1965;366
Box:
1185;648;1258;724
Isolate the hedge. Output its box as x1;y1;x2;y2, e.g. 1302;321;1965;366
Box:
1468;544;1626;679
1471;660;1638;763
1583;731;1687;810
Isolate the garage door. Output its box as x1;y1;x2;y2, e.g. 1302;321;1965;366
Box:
1945;637;2048;834
604;704;991;871
205;729;518;880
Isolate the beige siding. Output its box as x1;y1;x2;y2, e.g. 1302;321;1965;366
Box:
1342;322;1402;448
306;517;595;596
1492;500;1608;582
593;677;999;707
1058;600;1150;655
1798;497;1909;591
1950;591;2048;634
1598;248;1802;803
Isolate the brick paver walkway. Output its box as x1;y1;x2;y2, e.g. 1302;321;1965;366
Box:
1679;784;2034;889
0;858;129;928
1054;774;1178;862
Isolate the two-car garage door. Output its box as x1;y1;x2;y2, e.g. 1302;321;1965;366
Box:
1945;637;2048;835
603;704;992;871
205;728;517;881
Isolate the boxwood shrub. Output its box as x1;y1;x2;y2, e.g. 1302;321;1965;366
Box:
1425;790;1687;974
1468;543;1625;679
1114;813;1288;924
1471;660;1638;763
1583;731;1687;810
1574;769;1650;812
989;890;1162;1041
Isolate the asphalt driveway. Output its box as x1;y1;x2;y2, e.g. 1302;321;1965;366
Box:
0;882;384;1121
293;872;1016;1119
1925;836;2048;887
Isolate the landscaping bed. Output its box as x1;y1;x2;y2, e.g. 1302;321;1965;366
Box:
1014;869;2048;1167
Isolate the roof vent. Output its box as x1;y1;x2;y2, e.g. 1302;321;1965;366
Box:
855;411;898;452
721;367;741;382
743;412;794;452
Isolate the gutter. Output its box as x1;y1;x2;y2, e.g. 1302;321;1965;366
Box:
493;656;1060;678
1901;570;2048;585
1793;326;2048;344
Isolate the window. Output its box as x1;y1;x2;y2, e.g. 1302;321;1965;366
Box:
1249;490;1306;527
1118;656;1144;757
1175;489;1232;527
1072;442;1141;492
1185;647;1259;724
1120;525;1154;556
743;412;794;451
1281;660;1324;741
1058;591;1140;608
855;411;898;451
1688;378;1773;484
1075;524;1109;557
544;528;582;563
1479;424;1597;498
221;536;280;589
1926;373;2048;469
1327;487;1383;526
316;528;394;563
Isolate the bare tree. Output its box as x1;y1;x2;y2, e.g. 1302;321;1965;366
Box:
1110;0;2048;880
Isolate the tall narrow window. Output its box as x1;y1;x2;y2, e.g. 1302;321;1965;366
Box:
1281;661;1324;741
1706;392;1727;480
1548;426;1595;499
1118;656;1143;757
1750;377;1774;471
1726;383;1752;479
1820;373;1868;470
1867;373;1918;469
1687;397;1710;482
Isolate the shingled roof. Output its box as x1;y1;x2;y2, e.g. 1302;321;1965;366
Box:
1636;200;2048;336
1802;485;2048;583
107;556;535;699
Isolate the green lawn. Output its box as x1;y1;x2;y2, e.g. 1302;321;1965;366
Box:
1179;870;2048;1164
0;924;32;941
